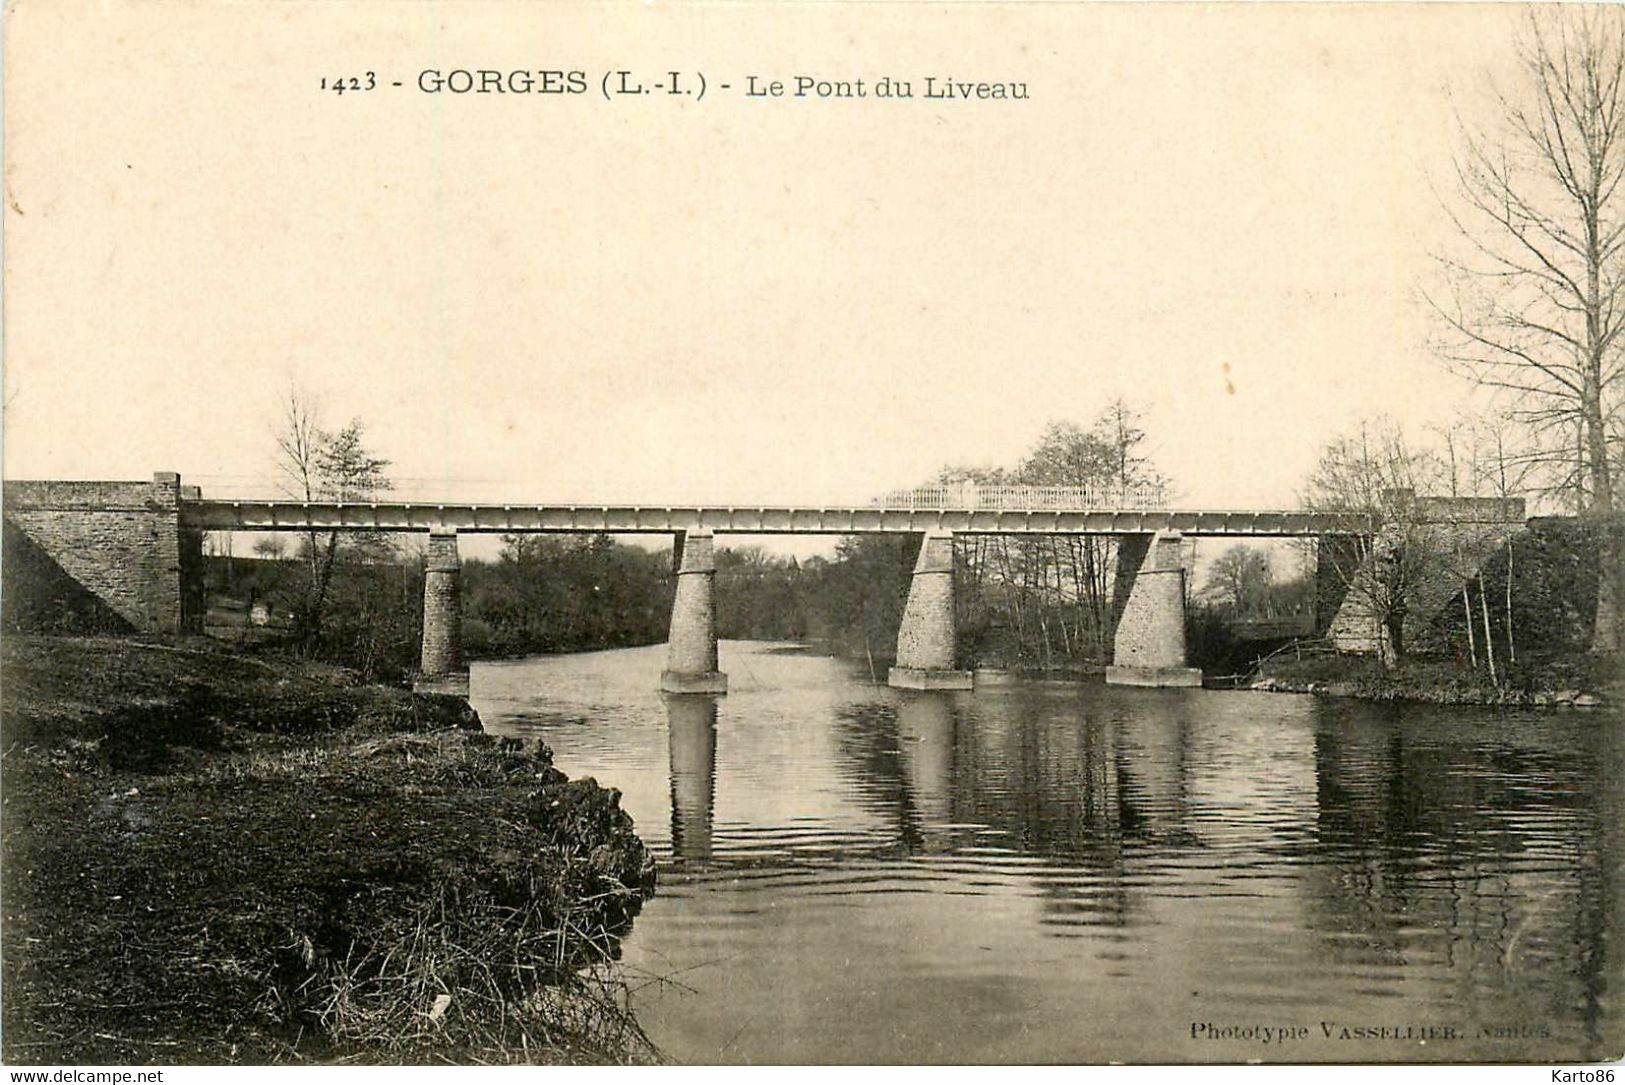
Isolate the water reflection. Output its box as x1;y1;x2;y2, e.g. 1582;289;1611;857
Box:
1304;702;1622;1043
895;693;955;853
1114;696;1195;847
477;643;1624;1064
664;694;717;864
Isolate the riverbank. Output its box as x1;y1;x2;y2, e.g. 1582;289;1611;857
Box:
1253;651;1619;708
0;636;659;1065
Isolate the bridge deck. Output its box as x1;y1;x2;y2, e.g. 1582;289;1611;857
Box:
182;499;1394;536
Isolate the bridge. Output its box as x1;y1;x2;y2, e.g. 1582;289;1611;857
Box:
182;498;1376;537
1;474;1528;695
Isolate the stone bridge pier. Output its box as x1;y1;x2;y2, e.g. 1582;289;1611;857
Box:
888;531;973;690
416;529;469;695
662;530;728;694
1106;531;1202;688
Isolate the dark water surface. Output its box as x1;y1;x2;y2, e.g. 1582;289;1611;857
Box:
474;642;1623;1065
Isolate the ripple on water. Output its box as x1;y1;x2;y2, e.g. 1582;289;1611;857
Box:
473;642;1624;1065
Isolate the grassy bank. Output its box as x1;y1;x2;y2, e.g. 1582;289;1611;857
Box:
0;637;658;1065
1255;650;1619;708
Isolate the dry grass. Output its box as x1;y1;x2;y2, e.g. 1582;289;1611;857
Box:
301;878;660;1063
1;635;660;1065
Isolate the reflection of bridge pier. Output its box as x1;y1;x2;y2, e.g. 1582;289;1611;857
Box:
1078;716;1117;835
896;692;957;851
1114;708;1193;842
665;693;719;862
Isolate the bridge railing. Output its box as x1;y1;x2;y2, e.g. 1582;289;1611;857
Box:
871;482;1169;510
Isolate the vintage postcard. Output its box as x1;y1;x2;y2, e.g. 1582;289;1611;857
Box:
2;0;1621;1073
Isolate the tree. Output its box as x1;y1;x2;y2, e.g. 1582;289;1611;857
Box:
810;407;1170;669
1023;402;1167;659
1431;8;1625;649
1302;418;1452;668
1201;545;1273;618
1094;396;1169;498
252;537;287;561
1014;423;1112;660
1018;399;1168;499
1020;421;1114;487
271;387;394;647
457;533;674;659
809;535;915;669
315;421;393;503
929;402;1168;666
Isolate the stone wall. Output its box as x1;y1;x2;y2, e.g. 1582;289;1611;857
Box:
2;474;203;633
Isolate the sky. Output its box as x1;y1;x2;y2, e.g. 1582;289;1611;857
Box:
4;1;1529;531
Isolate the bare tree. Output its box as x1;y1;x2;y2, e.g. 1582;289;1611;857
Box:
1302;419;1451;668
1095;396;1168;498
275;387;328;614
1424;411;1541;676
910;402;1168;666
272;386;393;647
1431;8;1625;649
1018;402;1167;660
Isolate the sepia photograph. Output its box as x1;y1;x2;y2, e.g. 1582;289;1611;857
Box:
1;0;1622;1070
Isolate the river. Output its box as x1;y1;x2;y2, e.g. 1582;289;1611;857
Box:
474;641;1623;1065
